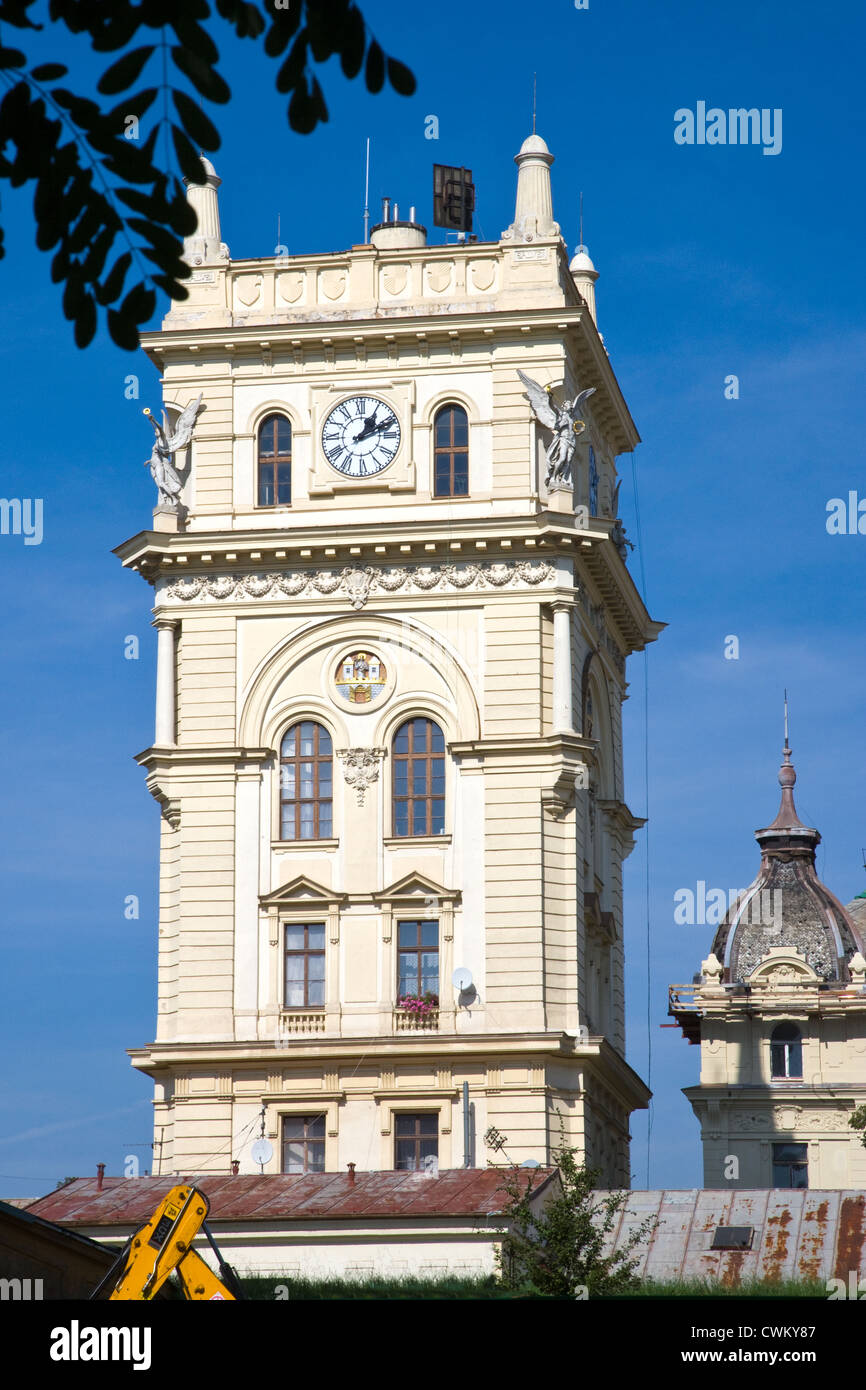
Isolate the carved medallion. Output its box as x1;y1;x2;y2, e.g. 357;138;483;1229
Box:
234;275;263;307
425;263;453;294
277;271;305;304
319;268;347;300
382;265;408;296
337;748;385;806
469;260;496;292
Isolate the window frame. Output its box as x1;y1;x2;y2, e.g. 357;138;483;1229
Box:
281;1112;327;1174
394;1112;439;1172
432;403;469;498
283;921;326;1011
279;720;333;841
257;412;293;508
770;1023;803;1080
392;717;446;838
396;918;439;1000
771;1141;808;1189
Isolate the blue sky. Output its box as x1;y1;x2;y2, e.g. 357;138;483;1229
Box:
1;0;865;1195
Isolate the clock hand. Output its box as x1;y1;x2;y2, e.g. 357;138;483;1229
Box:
355;414;395;442
353;413;380;442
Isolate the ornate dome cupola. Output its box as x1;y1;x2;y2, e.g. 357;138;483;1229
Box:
711;738;864;983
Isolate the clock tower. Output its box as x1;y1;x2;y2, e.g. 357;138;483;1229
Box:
116;137;662;1184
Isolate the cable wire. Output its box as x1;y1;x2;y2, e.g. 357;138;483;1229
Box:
630;449;653;1189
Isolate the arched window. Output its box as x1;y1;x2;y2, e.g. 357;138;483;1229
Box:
280;721;332;839
393;718;445;837
770;1023;802;1079
258;413;292;506
433;404;468;498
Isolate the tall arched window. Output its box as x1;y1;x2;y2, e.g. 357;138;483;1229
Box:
258;413;292;506
393;718;445;837
280;721;332;839
433;404;468;498
770;1023;802;1079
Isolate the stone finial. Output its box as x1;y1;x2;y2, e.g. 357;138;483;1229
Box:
699;952;725;994
848;951;866;988
503;133;560;242
183;156;230;266
570;244;599;323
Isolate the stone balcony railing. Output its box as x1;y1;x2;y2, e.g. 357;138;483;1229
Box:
277;1011;327;1041
393;1008;439;1032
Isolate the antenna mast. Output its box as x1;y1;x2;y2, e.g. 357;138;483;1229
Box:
532;73;537;134
363;137;371;243
784;688;789;748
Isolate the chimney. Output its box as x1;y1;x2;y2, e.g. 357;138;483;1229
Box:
347;1162;356;1185
231;1160;239;1175
370;195;427;250
96;1163;105;1191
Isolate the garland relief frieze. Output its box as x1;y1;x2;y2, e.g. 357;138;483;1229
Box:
163;558;555;610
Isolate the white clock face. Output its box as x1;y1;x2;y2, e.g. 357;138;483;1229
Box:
321;396;401;477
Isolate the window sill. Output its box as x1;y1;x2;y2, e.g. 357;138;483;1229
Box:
272;839;340;851
383;834;452;849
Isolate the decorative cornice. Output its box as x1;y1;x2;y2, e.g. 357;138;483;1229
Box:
162;558;555;608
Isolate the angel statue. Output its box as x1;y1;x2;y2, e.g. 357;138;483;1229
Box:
143;395;204;509
517;370;596;488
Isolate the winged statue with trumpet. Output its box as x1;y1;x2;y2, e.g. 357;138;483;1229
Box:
143;394;204;509
517;370;596;488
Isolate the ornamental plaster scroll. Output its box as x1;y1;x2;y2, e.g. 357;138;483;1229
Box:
164;558;554;609
731;1108;852;1135
337;747;385;806
747;948;819;990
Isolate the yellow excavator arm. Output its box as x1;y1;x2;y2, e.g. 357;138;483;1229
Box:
92;1184;241;1301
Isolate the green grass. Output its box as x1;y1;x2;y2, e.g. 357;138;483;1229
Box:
240;1274;529;1300
238;1273;829;1300
610;1278;828;1299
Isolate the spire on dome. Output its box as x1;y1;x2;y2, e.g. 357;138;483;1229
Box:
183;156;229;266
760;697;814;841
764;740;811;834
502;131;560;243
709;723;865;983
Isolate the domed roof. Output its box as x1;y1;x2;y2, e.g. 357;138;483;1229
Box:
518;133;551;156
570;244;597;274
710;741;865;982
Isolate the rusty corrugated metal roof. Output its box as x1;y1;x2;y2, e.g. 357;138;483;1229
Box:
29;1177;866;1283
599;1189;866;1285
26;1168;554;1226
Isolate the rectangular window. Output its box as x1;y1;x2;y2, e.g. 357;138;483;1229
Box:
397;919;438;999
282;1114;326;1173
394;1113;438;1171
284;923;326;1008
772;1142;808;1188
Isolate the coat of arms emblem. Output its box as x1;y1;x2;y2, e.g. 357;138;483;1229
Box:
334;651;387;705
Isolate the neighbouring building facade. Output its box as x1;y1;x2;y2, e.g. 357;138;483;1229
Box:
116;132;661;1185
669;739;866;1188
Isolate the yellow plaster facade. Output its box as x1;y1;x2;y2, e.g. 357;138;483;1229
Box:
117;137;662;1185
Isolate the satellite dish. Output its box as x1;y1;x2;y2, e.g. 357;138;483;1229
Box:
251;1138;273;1167
452;967;473;991
521;1158;541;1168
